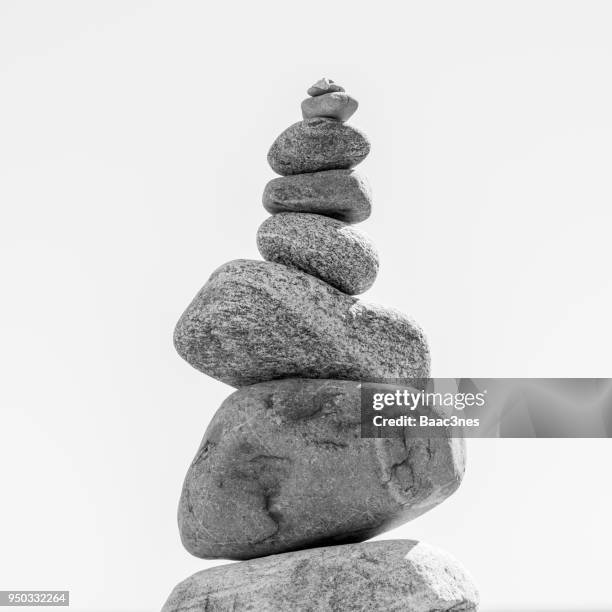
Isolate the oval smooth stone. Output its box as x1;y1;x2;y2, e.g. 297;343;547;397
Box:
173;259;430;387
162;540;479;612
178;378;466;560
262;169;372;223
267;118;370;176
301;92;358;122
257;212;378;294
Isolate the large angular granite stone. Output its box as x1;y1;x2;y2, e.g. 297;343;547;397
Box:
174;260;430;387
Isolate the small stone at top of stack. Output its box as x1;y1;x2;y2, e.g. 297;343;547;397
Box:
307;77;345;96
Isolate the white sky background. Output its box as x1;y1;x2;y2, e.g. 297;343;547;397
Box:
1;1;611;610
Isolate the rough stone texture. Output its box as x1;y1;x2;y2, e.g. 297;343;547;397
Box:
173;259;430;387
179;378;466;560
307;77;345;97
263;169;372;223
162;539;479;612
301;92;358;122
268;118;370;176
257;213;378;294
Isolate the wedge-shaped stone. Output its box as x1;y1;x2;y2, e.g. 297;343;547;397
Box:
173;260;430;386
162;539;479;612
307;77;345;97
267;118;370;175
179;378;465;560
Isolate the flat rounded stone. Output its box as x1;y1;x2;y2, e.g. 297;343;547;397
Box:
301;92;358;122
162;539;479;612
179;378;466;560
307;77;345;97
256;213;378;294
173;259;430;387
268;118;370;176
263;169;372;223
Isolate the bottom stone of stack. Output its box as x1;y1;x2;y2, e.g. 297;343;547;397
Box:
161;539;479;612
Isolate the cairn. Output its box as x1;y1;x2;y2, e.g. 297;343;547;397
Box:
162;78;478;612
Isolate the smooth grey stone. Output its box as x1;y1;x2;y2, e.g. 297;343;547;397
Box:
263;169;372;223
307;77;345;97
173;259;430;387
162;539;479;612
268;118;370;176
179;378;466;560
256;213;378;294
301;92;358;122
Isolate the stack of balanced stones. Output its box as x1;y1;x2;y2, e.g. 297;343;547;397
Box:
162;78;479;612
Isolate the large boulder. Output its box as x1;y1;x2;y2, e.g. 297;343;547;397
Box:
162;539;479;612
179;378;466;560
174;260;430;387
